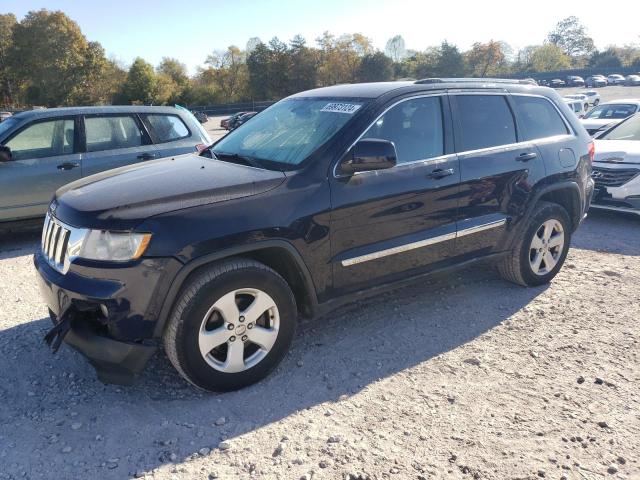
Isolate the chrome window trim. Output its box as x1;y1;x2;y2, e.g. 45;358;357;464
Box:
341;218;506;267
334;92;576;179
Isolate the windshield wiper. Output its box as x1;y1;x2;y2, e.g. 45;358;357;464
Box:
211;151;263;169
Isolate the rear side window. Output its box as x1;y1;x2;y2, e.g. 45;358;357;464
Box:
85;116;143;152
454;95;516;151
362;96;444;164
144;114;189;143
6;119;74;161
513;96;569;140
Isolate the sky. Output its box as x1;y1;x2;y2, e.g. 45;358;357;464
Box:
3;0;639;73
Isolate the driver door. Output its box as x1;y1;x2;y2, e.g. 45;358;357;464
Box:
329;95;460;296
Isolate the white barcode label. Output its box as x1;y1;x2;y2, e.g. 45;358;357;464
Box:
320;103;361;114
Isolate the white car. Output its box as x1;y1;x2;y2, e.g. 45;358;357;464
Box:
579;90;600;106
563;94;589;111
607;74;626;86
563;98;588;117
591;113;640;215
580;99;640;136
0;111;12;123
625;75;640;86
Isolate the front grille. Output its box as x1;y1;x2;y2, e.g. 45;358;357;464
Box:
41;212;71;272
592;167;640;188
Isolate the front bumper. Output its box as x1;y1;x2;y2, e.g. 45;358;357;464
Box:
590;164;640;215
34;250;181;384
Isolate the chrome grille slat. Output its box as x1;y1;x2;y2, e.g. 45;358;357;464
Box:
592;167;640;188
41;211;76;273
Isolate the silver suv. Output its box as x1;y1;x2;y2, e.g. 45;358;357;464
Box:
0;106;211;224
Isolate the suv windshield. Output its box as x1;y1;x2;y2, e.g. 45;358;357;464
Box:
212;98;365;169
584;104;638;120
600;114;640;141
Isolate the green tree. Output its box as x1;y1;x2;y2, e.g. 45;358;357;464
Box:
588;49;623;69
157;57;189;103
288;35;318;94
246;42;271;100
529;44;571;72
547;16;595;63
118;57;157;104
9;9;108;106
436;41;466;77
205;46;247;102
0;13;17;105
357;52;393;82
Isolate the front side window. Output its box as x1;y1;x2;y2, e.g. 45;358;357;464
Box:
5;119;74;161
515;96;571;139
455;95;516;151
85;115;142;153
361;96;444;164
584;104;638;120
144;114;189;143
213;98;366;168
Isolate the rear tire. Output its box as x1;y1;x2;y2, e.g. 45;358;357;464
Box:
498;201;571;287
164;258;297;392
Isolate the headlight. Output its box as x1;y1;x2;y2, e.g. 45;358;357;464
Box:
79;230;152;261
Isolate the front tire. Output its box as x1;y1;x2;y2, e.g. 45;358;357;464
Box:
164;258;297;392
498;201;571;287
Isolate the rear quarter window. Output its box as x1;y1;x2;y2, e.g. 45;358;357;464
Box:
143;114;190;143
512;96;569;141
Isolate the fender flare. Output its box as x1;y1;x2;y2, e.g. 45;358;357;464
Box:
152;239;318;338
527;180;583;229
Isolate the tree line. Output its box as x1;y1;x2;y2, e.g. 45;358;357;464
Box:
1;10;640;108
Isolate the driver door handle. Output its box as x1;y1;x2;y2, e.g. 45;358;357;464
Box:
137;152;157;160
57;162;80;171
427;168;454;179
517;152;538;162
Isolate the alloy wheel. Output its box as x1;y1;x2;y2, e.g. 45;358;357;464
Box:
198;288;280;373
528;219;565;276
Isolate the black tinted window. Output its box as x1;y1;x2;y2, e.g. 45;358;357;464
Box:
144;114;189;143
362;96;444;164
455;95;516;151
513;96;569;140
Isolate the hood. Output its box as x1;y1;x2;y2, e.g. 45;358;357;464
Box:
593;139;640;165
53;154;286;230
581;118;620;131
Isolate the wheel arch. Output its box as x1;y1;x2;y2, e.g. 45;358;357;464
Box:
153;240;318;338
535;182;582;231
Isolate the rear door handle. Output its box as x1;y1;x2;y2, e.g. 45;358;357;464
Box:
427;168;454;179
516;152;537;162
57;162;80;171
137;152;157;160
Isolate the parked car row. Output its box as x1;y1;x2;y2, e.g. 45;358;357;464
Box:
538;74;640;88
220;111;258;130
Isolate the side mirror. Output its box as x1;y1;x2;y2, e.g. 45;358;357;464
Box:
339;138;397;175
0;145;12;162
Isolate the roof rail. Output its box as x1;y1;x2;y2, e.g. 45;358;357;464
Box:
415;78;536;85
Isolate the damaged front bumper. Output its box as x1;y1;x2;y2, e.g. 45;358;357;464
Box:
34;250;181;384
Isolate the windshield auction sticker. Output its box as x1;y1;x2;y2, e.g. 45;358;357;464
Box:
321;103;362;114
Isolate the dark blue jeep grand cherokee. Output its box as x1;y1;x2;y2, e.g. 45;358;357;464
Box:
35;79;594;391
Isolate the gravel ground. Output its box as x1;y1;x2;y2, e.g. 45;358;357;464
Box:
0;209;638;480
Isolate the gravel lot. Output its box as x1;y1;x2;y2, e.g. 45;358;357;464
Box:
0;209;638;480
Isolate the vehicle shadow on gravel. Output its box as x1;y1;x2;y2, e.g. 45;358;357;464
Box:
0;265;548;479
0;229;40;260
573;210;640;256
